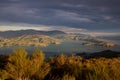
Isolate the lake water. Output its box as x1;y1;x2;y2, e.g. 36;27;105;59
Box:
0;40;120;58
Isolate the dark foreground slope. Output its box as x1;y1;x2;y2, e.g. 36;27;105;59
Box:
76;50;120;58
0;49;120;80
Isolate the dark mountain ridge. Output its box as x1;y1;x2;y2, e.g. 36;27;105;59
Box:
76;50;120;58
0;29;66;38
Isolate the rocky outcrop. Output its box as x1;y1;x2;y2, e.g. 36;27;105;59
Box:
99;42;116;47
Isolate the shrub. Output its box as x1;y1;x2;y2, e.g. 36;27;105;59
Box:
0;49;120;80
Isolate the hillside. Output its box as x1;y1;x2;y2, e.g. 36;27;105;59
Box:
76;50;120;58
0;30;117;48
0;34;62;47
0;30;66;38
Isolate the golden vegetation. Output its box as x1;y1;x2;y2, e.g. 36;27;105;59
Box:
0;49;120;80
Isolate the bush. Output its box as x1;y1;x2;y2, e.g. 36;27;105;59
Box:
0;49;120;80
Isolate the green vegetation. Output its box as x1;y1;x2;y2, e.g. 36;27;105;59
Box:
0;49;120;80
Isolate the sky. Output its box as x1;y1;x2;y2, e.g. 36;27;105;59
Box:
0;0;120;35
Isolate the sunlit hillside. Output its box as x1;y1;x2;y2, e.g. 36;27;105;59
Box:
0;34;62;47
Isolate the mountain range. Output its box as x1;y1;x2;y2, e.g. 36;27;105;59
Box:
0;29;116;47
0;30;66;38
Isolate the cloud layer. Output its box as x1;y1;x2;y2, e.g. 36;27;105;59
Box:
0;23;119;36
0;0;120;32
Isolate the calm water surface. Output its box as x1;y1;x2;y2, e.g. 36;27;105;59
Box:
0;41;120;58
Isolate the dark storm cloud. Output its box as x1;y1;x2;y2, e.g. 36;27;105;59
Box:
0;0;120;31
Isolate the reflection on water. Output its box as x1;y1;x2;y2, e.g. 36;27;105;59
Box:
0;41;120;58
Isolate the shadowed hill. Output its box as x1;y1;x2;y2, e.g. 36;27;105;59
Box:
90;50;120;58
76;50;120;58
0;30;66;38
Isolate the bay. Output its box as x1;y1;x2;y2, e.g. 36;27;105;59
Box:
0;40;120;58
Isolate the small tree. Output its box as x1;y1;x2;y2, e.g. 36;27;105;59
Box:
28;49;45;75
29;49;50;80
5;48;29;80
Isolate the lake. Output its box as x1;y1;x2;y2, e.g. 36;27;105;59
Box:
0;40;120;58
